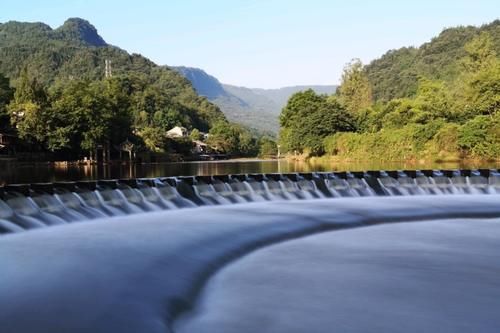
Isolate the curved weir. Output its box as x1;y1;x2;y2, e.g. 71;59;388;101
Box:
0;168;499;234
1;170;500;332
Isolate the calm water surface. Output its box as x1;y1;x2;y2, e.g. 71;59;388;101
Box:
0;159;499;184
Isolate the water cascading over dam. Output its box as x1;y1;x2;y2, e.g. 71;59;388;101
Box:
1;169;500;333
1;168;499;233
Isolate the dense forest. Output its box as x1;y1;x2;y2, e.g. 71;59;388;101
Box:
279;20;500;161
0;18;262;159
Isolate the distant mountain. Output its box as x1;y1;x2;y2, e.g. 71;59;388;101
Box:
250;85;337;107
173;67;337;133
173;66;228;100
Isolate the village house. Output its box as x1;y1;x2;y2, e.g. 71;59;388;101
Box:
166;126;188;138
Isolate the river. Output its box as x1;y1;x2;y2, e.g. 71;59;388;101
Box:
1;159;499;185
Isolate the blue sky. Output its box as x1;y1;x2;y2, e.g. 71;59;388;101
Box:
1;0;499;88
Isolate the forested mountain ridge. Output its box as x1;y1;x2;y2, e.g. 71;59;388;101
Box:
173;66;336;133
366;19;500;102
0;18;224;129
0;18;257;159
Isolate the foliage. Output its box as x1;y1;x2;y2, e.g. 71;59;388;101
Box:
0;18;264;158
458;115;500;158
189;128;202;141
337;59;372;117
207;121;258;156
166;137;194;155
258;137;278;157
365;20;500;102
7;68;49;143
280;27;500;161
0;72;14;130
137;127;166;152
279;90;355;155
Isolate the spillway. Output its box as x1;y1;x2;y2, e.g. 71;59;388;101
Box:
1;168;499;234
1;169;500;333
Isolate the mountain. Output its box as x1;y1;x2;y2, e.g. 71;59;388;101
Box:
250;85;337;107
173;66;228;99
173;67;336;133
55;17;107;47
365;19;500;102
0;18;225;130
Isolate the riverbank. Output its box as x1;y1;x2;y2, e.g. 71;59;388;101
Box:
285;154;500;171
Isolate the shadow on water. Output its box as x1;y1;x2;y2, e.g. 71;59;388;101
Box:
0;159;499;184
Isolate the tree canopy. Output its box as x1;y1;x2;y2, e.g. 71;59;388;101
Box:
279;26;500;161
0;18;267;159
279;89;355;155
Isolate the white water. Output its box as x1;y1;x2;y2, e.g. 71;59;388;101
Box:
1;170;499;234
1;195;500;333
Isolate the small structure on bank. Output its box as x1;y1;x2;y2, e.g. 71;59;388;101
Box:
192;140;208;154
119;139;135;162
166;126;188;138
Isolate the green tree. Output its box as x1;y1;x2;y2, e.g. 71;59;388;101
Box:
337;59;373;116
279;90;355;155
7;68;49;143
0;73;14;130
207;121;240;154
458;114;500;158
462;32;497;72
138;126;165;152
456;33;500;119
207;121;258;156
189;128;202;141
259;137;278;157
48;79;130;153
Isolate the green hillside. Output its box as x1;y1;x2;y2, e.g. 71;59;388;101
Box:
366;20;500;102
279;20;500;161
0;18;232;158
0;18;224;129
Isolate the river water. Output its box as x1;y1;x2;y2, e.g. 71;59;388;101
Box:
0;159;499;184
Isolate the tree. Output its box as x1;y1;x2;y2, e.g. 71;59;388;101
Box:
189;128;202;141
7;68;49;143
337;59;373;116
458;114;500;158
207;121;240;154
279;90;355;155
0;73;14;130
48;79;128;153
462;32;497;73
456;33;500;119
138;126;166;152
259;137;278;157
207;121;258;156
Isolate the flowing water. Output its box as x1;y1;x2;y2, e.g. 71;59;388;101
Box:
2;195;500;333
1;168;499;234
2;159;500;332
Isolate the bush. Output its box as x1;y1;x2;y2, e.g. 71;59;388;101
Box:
458;115;500;158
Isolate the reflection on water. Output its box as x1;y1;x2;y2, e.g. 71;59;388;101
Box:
0;159;499;184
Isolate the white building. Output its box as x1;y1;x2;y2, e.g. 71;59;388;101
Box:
166;126;188;138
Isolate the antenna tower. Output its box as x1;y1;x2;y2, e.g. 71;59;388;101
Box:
105;59;112;78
